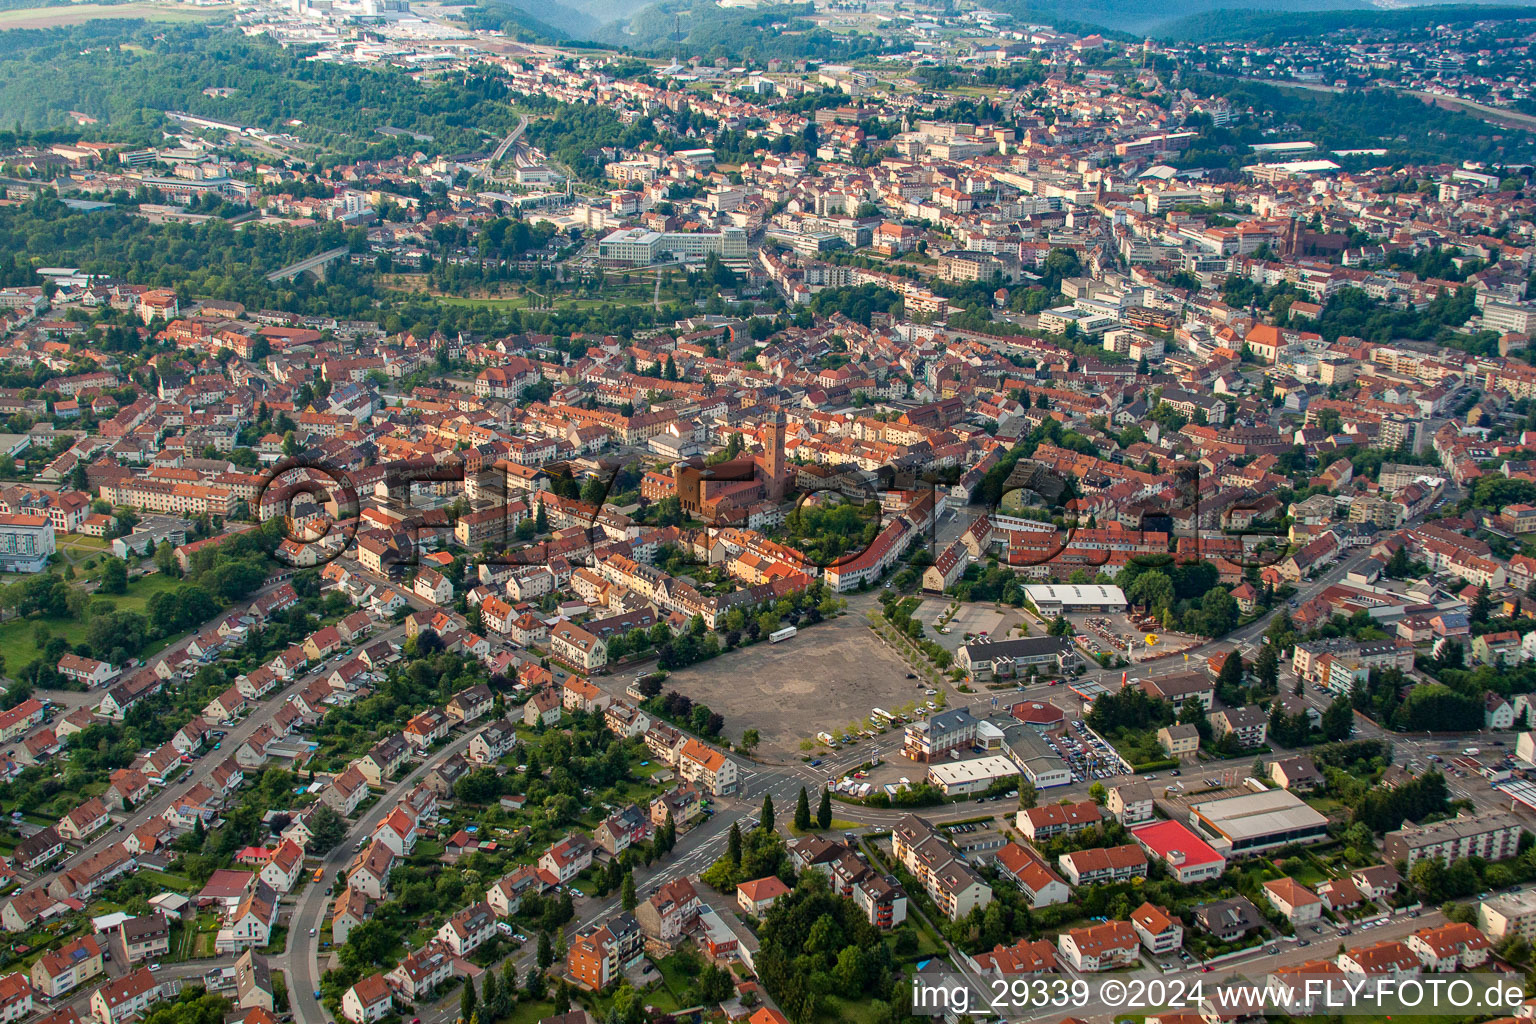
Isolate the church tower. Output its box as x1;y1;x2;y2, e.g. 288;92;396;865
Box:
764;408;787;502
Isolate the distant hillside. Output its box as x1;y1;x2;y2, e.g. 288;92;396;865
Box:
599;0;887;61
987;0;1533;38
455;0;575;40
1157;1;1536;42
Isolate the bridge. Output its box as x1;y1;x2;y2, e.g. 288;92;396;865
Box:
490;114;529;165
265;246;352;284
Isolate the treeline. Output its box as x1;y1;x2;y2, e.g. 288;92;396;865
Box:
1183;73;1531;167
1351;667;1485;732
612;0;886;62
0;25;523;163
0;196;370;316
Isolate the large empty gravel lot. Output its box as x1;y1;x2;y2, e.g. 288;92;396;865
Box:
597;605;928;758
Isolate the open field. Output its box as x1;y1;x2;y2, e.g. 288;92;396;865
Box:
0;3;226;29
0;569;182;672
628;602;924;757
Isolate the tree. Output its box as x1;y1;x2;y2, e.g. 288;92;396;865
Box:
1255;643;1279;691
727;821;742;868
741;728;760;753
817;788;832;830
461;976;477;1023
153;539;178;576
1017;780;1038;810
1088;781;1107;804
1472;583;1492;625
481;968;499;1018
305;804;347;853
536;930;553;969
621;872;637;912
1322;696;1353;741
794;787;811;831
100;557;128;595
760;793;775;833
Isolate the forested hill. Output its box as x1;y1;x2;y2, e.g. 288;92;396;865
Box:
600;0;889;62
0;24;523;163
1157;3;1536;43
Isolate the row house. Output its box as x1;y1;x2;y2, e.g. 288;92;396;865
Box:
1056;844;1148;886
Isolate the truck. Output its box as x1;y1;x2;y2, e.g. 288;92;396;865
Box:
769;625;798;643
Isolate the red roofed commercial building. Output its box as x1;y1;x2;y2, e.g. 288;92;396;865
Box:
1130;819;1227;883
1009;700;1065;732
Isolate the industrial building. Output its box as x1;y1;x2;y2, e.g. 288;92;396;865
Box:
926;755;1020;796
1007;728;1072;789
1022;584;1127;615
1188;789;1330;856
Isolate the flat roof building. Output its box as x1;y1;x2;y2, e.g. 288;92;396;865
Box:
1007;728;1072;789
1188;789;1330;857
1130;819;1227;883
596;227;748;266
1023;584;1127;615
926;755;1020;796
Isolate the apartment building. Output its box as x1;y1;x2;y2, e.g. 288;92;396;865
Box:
890;814;993;922
677;739;738;796
1057;921;1139;971
1382;812;1523;867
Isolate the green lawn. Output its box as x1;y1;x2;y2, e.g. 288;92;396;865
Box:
820;994;886;1024
0;569;185;673
502;999;556;1024
136;868;195;893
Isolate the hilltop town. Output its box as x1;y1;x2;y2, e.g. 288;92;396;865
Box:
0;3;1532;1024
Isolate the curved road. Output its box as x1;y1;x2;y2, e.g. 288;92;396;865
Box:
490;115;530;165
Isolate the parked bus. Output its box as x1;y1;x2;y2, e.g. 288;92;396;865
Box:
871;708;894;723
769;625;798;643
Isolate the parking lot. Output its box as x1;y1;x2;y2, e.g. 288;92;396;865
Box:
920;600;1021;653
1045;718;1133;784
